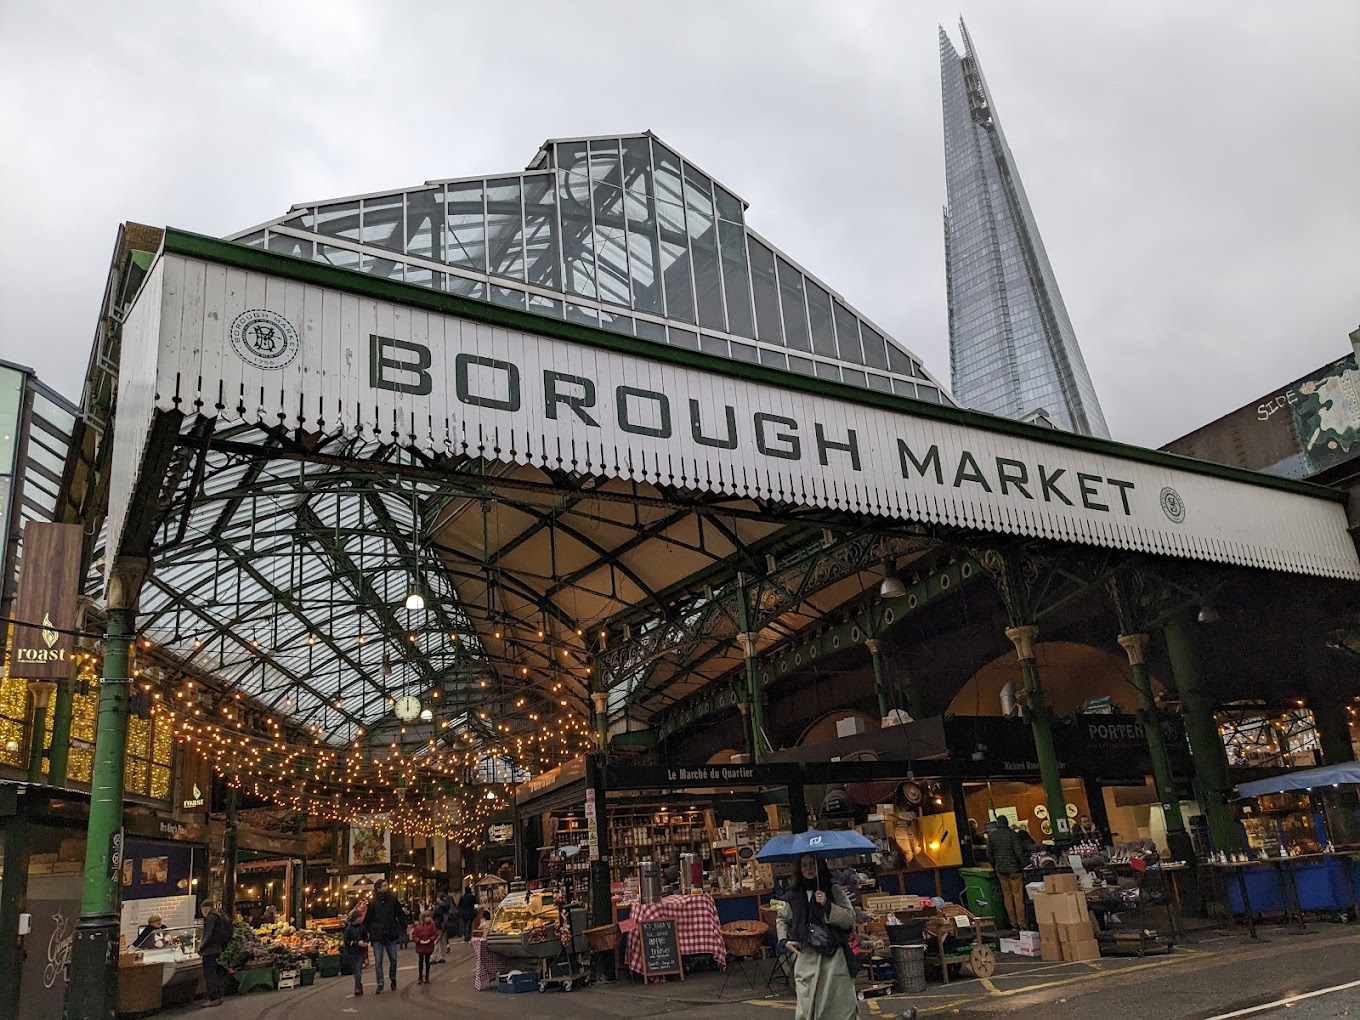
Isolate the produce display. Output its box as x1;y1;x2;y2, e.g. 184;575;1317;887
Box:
488;890;558;935
222;921;340;970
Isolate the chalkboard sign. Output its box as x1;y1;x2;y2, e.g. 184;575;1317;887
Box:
639;918;684;980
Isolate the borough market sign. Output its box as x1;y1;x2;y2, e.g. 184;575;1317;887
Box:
104;231;1360;582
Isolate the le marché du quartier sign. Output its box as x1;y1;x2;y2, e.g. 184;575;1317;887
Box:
104;236;1360;582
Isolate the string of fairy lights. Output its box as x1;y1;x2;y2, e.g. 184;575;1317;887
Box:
146;669;595;846
16;614;601;848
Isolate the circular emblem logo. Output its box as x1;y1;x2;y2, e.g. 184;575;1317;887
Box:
1159;486;1186;524
229;309;300;370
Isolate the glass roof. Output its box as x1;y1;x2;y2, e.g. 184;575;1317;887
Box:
231;132;952;404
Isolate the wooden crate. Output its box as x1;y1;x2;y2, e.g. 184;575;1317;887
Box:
862;894;915;914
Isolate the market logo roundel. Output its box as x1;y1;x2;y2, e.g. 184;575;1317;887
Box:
229;309;300;370
1159;486;1186;524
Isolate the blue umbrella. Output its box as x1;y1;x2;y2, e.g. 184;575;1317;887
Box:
756;828;876;863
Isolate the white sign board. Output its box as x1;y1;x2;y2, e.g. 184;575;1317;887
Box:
106;242;1360;583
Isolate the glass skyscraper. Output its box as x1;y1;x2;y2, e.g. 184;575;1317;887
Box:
940;21;1110;438
233;133;950;404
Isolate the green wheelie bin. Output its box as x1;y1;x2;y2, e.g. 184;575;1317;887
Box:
959;866;1008;927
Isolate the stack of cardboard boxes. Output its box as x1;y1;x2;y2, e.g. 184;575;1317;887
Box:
1032;873;1100;962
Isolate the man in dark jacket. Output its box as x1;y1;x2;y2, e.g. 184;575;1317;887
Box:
986;818;1028;931
197;900;232;1007
431;892;452;962
363;879;408;993
457;885;478;942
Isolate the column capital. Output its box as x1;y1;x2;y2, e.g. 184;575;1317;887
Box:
864;638;882;655
589;692;608;716
736;632;760;657
106;557;152;613
736;702;749;716
1004;625;1039;661
1117;633;1150;666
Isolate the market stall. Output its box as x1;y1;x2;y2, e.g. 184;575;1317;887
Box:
620;893;727;979
1219;763;1360;923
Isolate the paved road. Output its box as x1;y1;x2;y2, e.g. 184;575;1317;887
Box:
159;925;1360;1020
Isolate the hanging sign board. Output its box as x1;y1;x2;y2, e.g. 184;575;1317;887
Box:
639;918;684;980
104;235;1360;588
11;523;83;679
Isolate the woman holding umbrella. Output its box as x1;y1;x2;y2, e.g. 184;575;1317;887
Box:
775;853;858;1020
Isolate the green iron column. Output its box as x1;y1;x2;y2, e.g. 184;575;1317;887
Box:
591;692;609;759
1163;611;1241;854
1117;633;1194;864
735;577;766;762
1314;696;1356;766
223;787;240;920
67;557;144;1020
25;681;55;783
737;631;766;762
865;639;889;721
1006;625;1070;846
47;672;74;786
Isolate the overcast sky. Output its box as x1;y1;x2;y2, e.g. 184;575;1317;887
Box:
1;1;1356;448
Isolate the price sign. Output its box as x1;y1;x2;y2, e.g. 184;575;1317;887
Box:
953;914;971;928
639;918;683;980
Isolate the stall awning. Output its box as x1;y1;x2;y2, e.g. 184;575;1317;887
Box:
1237;762;1360;798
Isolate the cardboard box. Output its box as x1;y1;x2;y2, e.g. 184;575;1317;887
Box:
1017;930;1041;950
1044;872;1080;895
1041;938;1063;962
1057;920;1094;944
1038;922;1058;946
999;937;1019;955
1063;938;1101;962
1032;891;1088;925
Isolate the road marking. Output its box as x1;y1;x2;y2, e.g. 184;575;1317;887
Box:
979;977;999;994
1204;978;1360;1019
744;999;796;1009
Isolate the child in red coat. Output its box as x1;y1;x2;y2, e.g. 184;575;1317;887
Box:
411;911;439;984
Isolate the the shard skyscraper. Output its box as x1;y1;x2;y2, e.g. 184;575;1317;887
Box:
940;21;1110;438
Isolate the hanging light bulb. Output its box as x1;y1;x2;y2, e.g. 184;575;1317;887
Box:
380;653;393;679
404;587;425;611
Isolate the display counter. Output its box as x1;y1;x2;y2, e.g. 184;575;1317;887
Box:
116;962;164;1016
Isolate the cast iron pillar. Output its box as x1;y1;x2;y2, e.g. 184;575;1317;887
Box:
1314;696;1356;766
1117;633;1194;864
47;673;74;786
583;753;614;978
736;632;766;762
865;638;889;721
591;691;609;759
25;681;55;783
1163;611;1240;854
735;576;767;763
67;557;146;1020
223;786;239;919
1006;625;1069;846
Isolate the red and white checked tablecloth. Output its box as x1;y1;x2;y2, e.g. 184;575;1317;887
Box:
624;893;727;975
472;937;509;991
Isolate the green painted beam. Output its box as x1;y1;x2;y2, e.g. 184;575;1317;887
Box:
656;557;979;741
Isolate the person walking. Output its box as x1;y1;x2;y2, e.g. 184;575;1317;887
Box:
987;816;1028;931
196;900;232;1008
411;910;439;983
364;878;409;994
343;907;369;996
431;892;452;962
457;884;478;942
775;854;857;1020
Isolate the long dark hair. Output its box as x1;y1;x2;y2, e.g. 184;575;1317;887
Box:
788;854;833;894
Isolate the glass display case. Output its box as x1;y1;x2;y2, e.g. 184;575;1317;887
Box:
1239;792;1323;856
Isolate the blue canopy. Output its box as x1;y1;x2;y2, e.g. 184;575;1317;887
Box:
755;828;877;863
1237;762;1360;799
